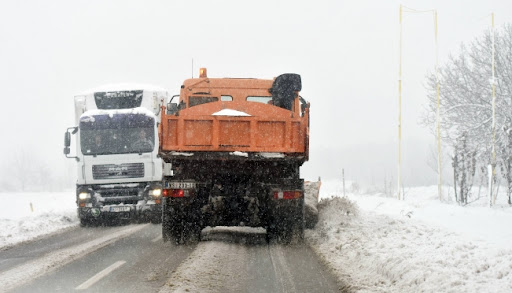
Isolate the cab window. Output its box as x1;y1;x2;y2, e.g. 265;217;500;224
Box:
246;96;272;104
189;96;218;107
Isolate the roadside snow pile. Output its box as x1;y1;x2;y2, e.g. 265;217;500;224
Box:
0;192;78;249
304;181;321;228
307;184;512;292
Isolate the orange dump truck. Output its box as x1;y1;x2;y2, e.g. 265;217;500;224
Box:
159;69;310;243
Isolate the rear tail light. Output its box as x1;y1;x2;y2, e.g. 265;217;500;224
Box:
163;189;191;198
273;190;302;200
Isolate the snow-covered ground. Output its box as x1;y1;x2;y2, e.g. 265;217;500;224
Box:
2;183;512;292
309;180;512;292
0;191;78;249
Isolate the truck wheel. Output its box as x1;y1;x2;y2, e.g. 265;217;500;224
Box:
267;221;294;244
162;200;201;244
151;212;162;224
79;217;89;227
177;211;202;244
296;200;305;241
267;200;305;244
80;217;99;227
162;204;172;242
296;215;305;241
168;204;186;244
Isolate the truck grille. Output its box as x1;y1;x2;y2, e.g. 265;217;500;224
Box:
100;188;140;198
93;184;144;205
92;163;144;180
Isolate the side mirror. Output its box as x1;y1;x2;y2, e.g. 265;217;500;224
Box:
169;94;180;104
64;131;71;147
167;95;180;114
167;103;178;115
64;126;80;161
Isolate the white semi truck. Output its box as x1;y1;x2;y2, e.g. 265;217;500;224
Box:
63;84;169;225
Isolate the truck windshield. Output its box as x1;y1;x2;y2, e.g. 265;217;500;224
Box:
80;113;155;155
94;90;143;109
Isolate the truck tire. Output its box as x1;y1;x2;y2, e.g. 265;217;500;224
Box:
267;198;305;244
162;204;172;242
162;199;201;244
297;198;305;241
79;217;99;227
150;212;162;224
267;222;292;244
79;217;89;227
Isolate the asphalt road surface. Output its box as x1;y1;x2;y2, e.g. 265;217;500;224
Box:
0;224;346;292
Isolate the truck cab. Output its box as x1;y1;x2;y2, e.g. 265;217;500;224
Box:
64;84;168;225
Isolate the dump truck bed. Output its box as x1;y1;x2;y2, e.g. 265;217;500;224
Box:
159;77;309;157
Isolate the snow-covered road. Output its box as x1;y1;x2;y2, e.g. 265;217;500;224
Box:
2;182;512;292
0;224;342;293
2;224;196;292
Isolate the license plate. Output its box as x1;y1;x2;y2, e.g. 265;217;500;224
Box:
110;206;131;212
167;181;196;189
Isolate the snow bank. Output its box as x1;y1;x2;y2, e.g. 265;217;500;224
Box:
304;181;321;228
0;192;78;249
307;183;512;292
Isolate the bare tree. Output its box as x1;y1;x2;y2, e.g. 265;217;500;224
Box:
500;123;512;204
452;133;477;205
424;24;512;205
1;147;56;192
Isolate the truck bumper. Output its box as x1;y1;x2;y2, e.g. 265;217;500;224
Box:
78;202;162;221
77;182;162;223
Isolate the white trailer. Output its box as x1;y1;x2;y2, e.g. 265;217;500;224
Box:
64;84;168;225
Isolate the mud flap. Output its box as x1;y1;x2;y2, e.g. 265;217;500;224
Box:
267;197;305;244
162;197;202;244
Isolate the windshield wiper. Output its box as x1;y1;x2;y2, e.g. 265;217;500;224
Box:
91;151;118;156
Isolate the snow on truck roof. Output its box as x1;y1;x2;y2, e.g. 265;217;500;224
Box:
211;109;251;116
79;107;156;120
76;83;169;96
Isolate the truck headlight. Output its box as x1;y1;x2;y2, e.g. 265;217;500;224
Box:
149;189;162;198
78;192;91;200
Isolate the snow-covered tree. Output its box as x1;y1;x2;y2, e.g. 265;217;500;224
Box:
424;24;512;205
500;123;512;204
452;133;477;205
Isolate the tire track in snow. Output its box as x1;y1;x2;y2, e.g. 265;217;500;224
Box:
268;245;298;293
158;227;341;293
159;241;248;293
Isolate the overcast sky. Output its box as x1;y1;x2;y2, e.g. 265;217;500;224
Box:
1;0;512;188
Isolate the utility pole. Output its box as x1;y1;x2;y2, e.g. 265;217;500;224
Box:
397;5;439;201
398;4;403;200
490;12;497;206
435;10;443;201
342;168;346;197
